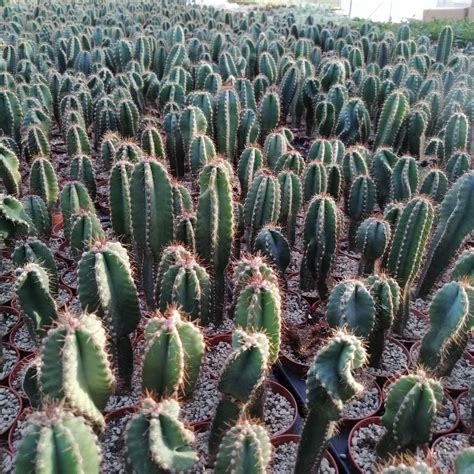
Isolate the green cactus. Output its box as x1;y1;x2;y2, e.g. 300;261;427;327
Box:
29;157;58;210
419;281;473;376
209;330;270;459
342;148;369;192
78;241;141;387
15;262;58;345
141;307;205;398
214;422;271;474
140;125;165;161
0;193;31;246
295;331;366;472
365;274;400;367
455;448;474;474
196;159;234;325
259;87;280;137
275;150;305;175
244;169;280;245
109;160;133;240
279;64;300;122
356;217;391;275
417;172;474;298
377;371;443;459
320;59;346;92
381;460;433;473
436;25;453;64
237;146;263;200
444;112;469;158
14;407;100;474
0;143;20;195
300;194;339;300
215;86;240;163
237;108;260;157
66;124;90;158
254;225;291;275
189;134;216;176
303;161;327;203
263;130;288;171
326;163;343;201
419;168;448;203
70;210;105;259
163;110;185;177
277;170;302;244
446;151;470;182
23;125;50;162
375;90;409;149
70;154;96;200
179;105;208;159
22;194;51;240
386;197;433;334
130;159;174;307
335;98;371;146
0;89;21;144
39;311;114;428
452;250;474;284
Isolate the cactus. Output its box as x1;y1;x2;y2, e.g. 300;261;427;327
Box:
140;126;165;161
141;307;205;398
258;87;280;137
209;330;270;459
179;105;208;158
15;263;58;345
342;148;369;191
12;238;58;295
346;174;376;249
307;138;334;164
417;172;474;298
214;422;271;474
381;460;432;473
365;274;400;367
295;331;366;472
419;168;448;203
196;159;234;325
444;112;469;158
313;98;336;137
320;59;345;92
244;169;280;245
39;311;114;428
300;194;339;299
0;89;21;144
436;25;453;65
452;250;474;284
130;159;174;307
29;157;58;209
78;241;140;387
279;64;300;121
419;281;473;376
263;130;288;170
126;397;197;473
163;110;185;177
237;108;260;156
446;151;470;182
189;134;216;176
0;143;20;195
215;86;240;163
335;98;371;146
356;217;391;275
14;407;100;474
66;124;90;157
22;195;51;240
303;161;327;203
375;91;409;149
70;210;105;259
386;197;433;334
326;163;343;201
277;170;302;244
237;146;263;200
0;194;31;246
455;448;474;474
109;160;133;240
23;125;50;162
377;371;443;459
254;225;290;275
155;250;210;324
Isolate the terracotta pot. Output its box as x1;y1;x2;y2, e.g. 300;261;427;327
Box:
270;434;339;473
56;241;73;264
268;380;298;437
279;351;310;377
0;343;20;383
0;385;22;437
0;306;20;341
190;419;211;433
8;353;36;401
104;405;137;422
206;332;232;346
348;416;430;474
60;268;78;293
51;213;63;227
456;391;471;433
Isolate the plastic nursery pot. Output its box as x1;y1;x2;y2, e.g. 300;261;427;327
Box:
57;284;74;309
56;240;74;265
8;353;36;401
0;343;20;383
348;416;430;474
270;434;339;474
0;385;22;437
104;405;138;425
60;268;78;294
431;432;470;473
8;321;37;356
206;332;232;347
268;380;298;437
279;351;310;378
190;420;211;433
456;391;472;434
0;306;20;341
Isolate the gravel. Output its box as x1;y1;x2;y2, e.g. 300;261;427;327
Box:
343;384;380;420
458;392;471;430
12;324;36;352
202;318;233;337
402;311;429;340
432;396;458;433
0;257;14;276
1;449;13;473
264;388;295;436
432;434;469;473
0;309;18;338
270;441;335;474
0;279;15;305
105;394;139;413
100;412;133;473
442;356;474;391
332;253;359;280
0;387;20;434
61;269;78;290
284;292;310;325
57;286;72;308
0;345;18;379
366;340;408;377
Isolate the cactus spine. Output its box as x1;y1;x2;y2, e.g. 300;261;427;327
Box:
375;91;409;149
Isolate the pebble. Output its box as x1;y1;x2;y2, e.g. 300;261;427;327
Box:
442;356;474;391
0;279;15;305
61;269;78;289
0;387;20;433
432;396;458;433
1;449;13;473
100;413;133;473
0;345;18;379
457;392;471;430
0;309;18;338
343;385;380;419
402;311;429;340
433;434;469;473
264;389;295;435
12;324;36;352
366;340;407;377
284;292;309;325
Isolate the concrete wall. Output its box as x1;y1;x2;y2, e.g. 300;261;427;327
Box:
423;6;469;19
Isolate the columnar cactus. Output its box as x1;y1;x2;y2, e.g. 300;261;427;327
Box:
209;330;270;459
189;134;216;176
259;87;280;137
436;25;453;65
130;159;174;307
29;157;58;209
215;86;240;163
16;263;58;344
70;154;96;199
417;172;474;297
237;146;263;200
244;169;280;245
22;195;51;240
377;371;443;459
371;148;398;209
295;332;366;472
141;307;205;398
179;105;208;157
0;143;20;195
335;98;371;145
419;168;448;203
374;90;409;149
356;217;391;275
70;210;105;258
386;197;433;334
254;225;291;275
126;397;197;473
214;422;271;474
0;89;21;144
419;281;473;376
140;125;165;161
263;129;288;170
446;151;471;182
155;250;210;323
39;312;115;428
196;159;234;324
277;170;302;244
452;250;474;283
78;241;141;386
303;160;327;203
109;160;133;240
300;194;339;299
444;112;469;158
14;408;101;474
0;194;31;246
391;156;419;202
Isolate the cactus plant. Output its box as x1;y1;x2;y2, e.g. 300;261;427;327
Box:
436;25;453;65
295;331;366;472
375;90;409;149
254;225;290;275
0;143;20;196
356;217;391;275
22;195;51;240
0;193;31;246
215;86;240;163
452;250;474;284
30;157;58;209
141;307;205;398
